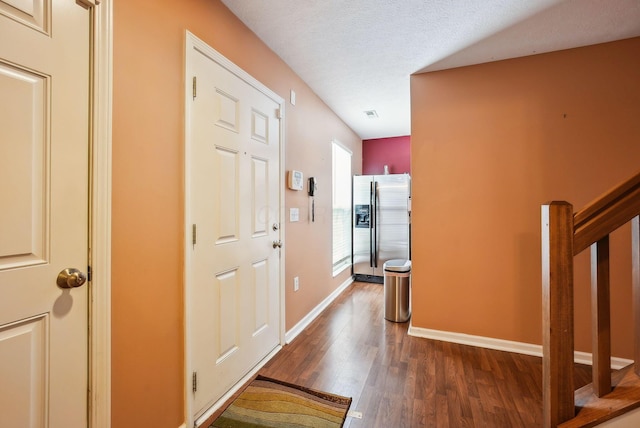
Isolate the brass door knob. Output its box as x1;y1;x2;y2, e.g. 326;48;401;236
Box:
57;268;87;289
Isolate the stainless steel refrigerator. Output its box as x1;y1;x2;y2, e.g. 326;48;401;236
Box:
352;174;411;282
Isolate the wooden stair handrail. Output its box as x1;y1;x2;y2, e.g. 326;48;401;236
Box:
542;169;640;428
573;170;640;255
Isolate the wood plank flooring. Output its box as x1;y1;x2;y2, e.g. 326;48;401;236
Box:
204;281;592;427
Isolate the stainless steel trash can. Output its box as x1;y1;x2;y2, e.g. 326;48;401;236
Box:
383;259;411;322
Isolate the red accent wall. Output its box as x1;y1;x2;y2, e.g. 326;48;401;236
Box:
362;135;411;175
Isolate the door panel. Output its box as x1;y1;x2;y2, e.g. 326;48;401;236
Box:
213;146;239;243
252;259;268;332
216;269;239;361
0;1;90;427
187;38;282;420
0;62;47;269
0;0;49;33
0;315;47;427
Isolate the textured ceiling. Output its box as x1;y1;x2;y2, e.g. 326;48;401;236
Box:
220;0;640;140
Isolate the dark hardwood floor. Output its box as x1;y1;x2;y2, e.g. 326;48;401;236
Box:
205;281;592;427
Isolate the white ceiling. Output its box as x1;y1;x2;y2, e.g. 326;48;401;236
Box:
220;0;640;140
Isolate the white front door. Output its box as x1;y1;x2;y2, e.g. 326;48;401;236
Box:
185;34;283;421
0;1;90;427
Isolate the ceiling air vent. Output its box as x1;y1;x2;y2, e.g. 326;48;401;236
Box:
364;110;378;119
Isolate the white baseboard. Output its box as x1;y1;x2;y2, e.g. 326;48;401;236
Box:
285;277;354;344
194;345;282;428
408;325;633;370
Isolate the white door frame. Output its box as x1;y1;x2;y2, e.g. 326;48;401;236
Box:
89;0;113;427
183;31;286;428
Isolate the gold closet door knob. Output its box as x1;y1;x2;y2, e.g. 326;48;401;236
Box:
57;268;87;289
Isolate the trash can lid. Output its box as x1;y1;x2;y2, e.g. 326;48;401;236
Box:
383;259;411;273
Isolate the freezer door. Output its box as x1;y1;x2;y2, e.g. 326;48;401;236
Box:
352;175;374;276
373;174;410;276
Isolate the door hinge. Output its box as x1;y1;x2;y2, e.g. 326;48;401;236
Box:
192;224;197;246
192;371;197;393
192;76;197;99
276;108;282;119
76;0;100;9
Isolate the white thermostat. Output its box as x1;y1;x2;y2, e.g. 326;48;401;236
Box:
288;170;304;190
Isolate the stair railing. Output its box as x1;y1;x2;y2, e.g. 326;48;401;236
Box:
541;170;640;427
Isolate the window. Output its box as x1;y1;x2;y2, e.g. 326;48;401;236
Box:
332;141;352;275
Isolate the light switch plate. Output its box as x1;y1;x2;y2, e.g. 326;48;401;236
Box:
290;208;299;222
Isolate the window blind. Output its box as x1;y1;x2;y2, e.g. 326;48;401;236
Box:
332;141;352;274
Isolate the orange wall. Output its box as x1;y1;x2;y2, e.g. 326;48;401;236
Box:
112;1;361;426
410;37;640;359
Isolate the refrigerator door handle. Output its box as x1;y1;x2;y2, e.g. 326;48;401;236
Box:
369;181;374;268
372;180;378;268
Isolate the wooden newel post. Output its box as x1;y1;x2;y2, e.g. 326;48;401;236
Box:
542;201;575;428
